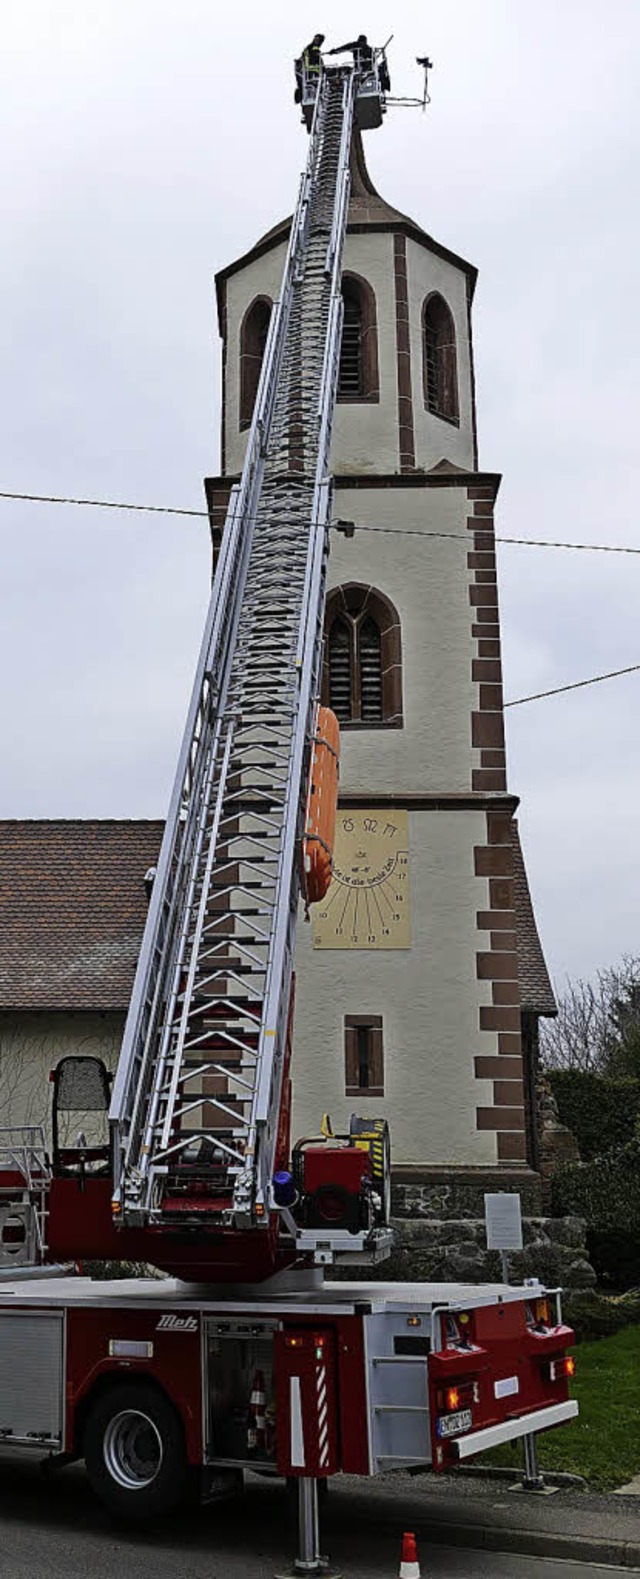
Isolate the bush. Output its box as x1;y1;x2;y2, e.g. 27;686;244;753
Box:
562;1288;640;1342
553;1138;640;1289
547;1070;640;1160
588;1231;640;1291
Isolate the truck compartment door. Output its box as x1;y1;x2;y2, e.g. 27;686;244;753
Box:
0;1311;64;1446
275;1327;339;1477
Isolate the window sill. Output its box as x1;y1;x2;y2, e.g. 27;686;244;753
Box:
338;719;403;731
346;1087;384;1098
337;393;380;405
423;405;460;428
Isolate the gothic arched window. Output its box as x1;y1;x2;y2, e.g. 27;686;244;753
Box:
422;293;459;424
323;584;402;727
239;295;272;430
337;274;380;403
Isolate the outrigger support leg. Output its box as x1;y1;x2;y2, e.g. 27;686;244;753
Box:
275;1476;341;1578
522;1431;546;1491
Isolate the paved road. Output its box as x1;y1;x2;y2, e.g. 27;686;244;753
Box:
0;1456;635;1578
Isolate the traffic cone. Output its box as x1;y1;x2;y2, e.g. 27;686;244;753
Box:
249;1368;266;1453
398;1531;421;1579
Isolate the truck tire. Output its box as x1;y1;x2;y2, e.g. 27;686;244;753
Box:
83;1381;188;1521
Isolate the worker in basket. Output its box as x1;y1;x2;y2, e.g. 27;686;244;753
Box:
327;34;374;74
295;33;325;102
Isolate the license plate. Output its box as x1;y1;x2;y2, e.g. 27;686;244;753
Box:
437;1408;473;1439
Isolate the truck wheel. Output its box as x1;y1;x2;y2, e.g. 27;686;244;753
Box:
84;1382;188;1521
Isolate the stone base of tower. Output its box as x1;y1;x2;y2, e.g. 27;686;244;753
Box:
391;1164;544;1220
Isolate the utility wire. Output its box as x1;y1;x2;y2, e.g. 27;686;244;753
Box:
347;525;640;556
0;488;639;558
1;490;638;712
506;662;640;708
0;489;206;519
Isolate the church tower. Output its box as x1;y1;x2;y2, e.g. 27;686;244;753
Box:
207;130;554;1202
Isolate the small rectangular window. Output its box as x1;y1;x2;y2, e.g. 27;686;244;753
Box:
344;1015;384;1097
394;1335;431;1357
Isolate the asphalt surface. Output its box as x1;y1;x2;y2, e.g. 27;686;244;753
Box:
0;1455;636;1578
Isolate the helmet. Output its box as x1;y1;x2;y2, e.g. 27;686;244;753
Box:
313;33;325;44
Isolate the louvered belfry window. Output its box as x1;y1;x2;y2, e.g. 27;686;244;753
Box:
338;291;363;397
239;296;273;429
336;274;379;403
324;586;402;728
358;616;383;720
328;618;352;721
423;294;459;424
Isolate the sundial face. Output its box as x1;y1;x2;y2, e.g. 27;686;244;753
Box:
312;808;410;950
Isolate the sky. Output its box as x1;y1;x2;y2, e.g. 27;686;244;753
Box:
0;0;638;989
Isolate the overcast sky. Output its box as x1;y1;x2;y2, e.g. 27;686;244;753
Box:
1;0;638;989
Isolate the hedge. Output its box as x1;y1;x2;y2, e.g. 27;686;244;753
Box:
547;1070;640;1161
552;1138;640;1289
562;1287;640;1343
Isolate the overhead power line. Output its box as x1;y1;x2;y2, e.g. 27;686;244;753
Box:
0;489;206;519
349;525;640;556
0;488;639;558
1;489;638;713
506;661;640;708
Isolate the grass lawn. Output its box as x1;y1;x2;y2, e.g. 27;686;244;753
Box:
479;1325;640;1491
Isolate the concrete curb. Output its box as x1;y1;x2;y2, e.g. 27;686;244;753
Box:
456;1463;587;1490
379;1513;640;1569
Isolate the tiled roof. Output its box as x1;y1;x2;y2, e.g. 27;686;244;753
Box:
0;821;163;1011
511;821;557;1018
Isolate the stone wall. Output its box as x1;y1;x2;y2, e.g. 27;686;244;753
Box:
387;1213;596;1291
376;1166;596;1292
392;1169;544;1221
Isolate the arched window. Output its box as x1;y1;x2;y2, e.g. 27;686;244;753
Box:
422;294;459;424
337;274;380;403
323;584;402;727
239;295;272;430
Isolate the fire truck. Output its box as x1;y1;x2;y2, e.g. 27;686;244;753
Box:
0;48;577;1573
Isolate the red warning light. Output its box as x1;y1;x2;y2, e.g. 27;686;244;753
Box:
546;1355;576;1382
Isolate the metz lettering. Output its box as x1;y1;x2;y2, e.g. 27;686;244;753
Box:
156;1314;198;1332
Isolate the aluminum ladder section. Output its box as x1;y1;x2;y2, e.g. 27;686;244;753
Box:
111;68;356;1231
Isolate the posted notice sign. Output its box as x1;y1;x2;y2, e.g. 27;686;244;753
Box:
484;1192;523;1252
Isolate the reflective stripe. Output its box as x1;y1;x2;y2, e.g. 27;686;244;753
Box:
454;1399;578;1459
290;1375;305;1468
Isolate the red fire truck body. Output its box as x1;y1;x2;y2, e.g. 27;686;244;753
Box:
0;1270;576;1519
0;56;579;1560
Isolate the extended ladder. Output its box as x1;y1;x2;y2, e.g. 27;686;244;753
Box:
110;67;364;1233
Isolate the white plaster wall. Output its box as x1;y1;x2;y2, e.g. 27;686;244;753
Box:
406;239;476;472
0;1013;123;1141
223;243;288;477
329;484;475;795
330;232;398;475
292;808;497;1165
